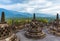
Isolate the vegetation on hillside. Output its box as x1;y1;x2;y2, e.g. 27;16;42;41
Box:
7;17;50;25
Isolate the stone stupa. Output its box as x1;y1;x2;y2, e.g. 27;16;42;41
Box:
25;13;46;39
0;12;19;41
49;13;60;36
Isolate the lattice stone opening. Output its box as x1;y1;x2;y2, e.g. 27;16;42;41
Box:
0;24;13;40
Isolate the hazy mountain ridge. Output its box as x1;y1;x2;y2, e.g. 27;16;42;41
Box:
0;8;56;19
0;8;32;18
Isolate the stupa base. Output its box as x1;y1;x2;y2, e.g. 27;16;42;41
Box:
25;32;46;39
0;34;20;41
49;30;56;35
5;34;20;41
49;29;60;36
55;32;60;36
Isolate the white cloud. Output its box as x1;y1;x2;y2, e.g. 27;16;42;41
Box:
0;0;60;15
40;5;60;15
0;0;12;4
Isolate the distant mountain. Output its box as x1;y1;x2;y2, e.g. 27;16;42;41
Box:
36;13;55;17
0;8;56;19
0;8;32;19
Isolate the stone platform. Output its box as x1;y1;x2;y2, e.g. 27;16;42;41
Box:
25;31;46;39
49;28;60;36
16;28;60;41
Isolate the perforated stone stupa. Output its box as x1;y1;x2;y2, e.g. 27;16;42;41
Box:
49;13;60;36
0;12;19;41
25;13;46;39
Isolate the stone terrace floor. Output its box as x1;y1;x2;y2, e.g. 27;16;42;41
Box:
16;27;60;41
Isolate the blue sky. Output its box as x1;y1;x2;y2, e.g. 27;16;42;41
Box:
0;0;60;15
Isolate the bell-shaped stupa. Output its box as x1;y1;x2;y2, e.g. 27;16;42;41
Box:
25;13;46;39
0;12;19;41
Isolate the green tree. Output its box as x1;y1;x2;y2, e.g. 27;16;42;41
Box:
39;18;48;23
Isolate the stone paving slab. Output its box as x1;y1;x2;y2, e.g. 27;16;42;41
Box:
16;28;60;41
